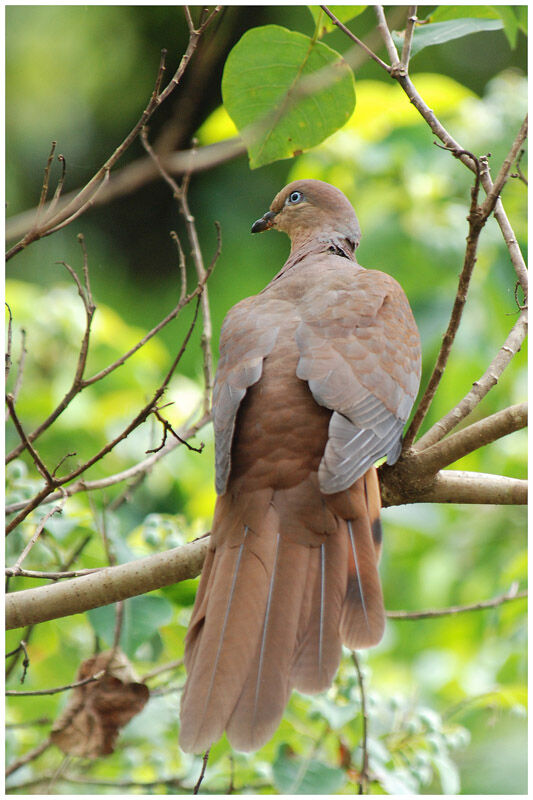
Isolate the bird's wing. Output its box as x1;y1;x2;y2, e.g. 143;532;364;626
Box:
213;296;286;494
295;267;421;494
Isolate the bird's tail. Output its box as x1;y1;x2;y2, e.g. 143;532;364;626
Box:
179;468;385;754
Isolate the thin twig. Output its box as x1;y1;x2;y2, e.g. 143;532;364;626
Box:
6;670;104;696
403;160;485;446
5;394;55;484
5;640;30;684
400;6;417;69
147;407;204;454
320;6;391;71
511;148;528;185
10;495;67;574
416;308;528;450
481;115;528;218
6;9;221;262
387;585;526;619
373;5;401;67
6;566;102;580
351;653;369;794
5;410;211;515
5;302;13;380
193;748;211;795
7;772;189;791
5;736;52;778
141;658;184;682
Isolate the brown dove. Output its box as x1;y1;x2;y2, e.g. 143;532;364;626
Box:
179;179;421;754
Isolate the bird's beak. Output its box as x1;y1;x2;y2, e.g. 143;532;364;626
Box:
251;210;277;234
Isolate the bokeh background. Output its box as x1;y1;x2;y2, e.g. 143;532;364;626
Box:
6;5;527;794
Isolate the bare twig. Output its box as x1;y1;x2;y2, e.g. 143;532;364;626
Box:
5;737;52;778
5;410;211;515
5;394;55;484
5;302;13;380
141;127;219;416
171;230;188;302
147;406;205;454
481;115;528;218
141;658;184;682
193;748;211;795
351;652;369;794
6;566;102;580
374;5;401;68
5;8;222;262
6;139;244;244
6;670;104;696
416;308;528;450
404;156;485;447
400;6;417;69
388;585;526;619
9;495;67;574
320;5;391;71
7;772;189;792
5;640;30;684
6;291;205;534
511;148;528;185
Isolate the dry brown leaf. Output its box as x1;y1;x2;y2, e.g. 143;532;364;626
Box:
51;650;149;758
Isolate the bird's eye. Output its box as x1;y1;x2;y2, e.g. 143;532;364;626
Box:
287;191;303;204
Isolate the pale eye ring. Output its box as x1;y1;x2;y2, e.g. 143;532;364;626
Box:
288;190;303;204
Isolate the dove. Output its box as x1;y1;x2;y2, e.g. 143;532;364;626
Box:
180;179;421;753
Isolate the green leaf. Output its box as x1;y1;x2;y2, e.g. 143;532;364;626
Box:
429;6;500;23
514;6;527;34
88;595;173;659
394;18;504;57
222;25;355;169
308;6;366;37
491;5;519;48
272;744;346;794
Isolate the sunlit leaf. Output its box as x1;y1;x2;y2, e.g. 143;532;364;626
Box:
222;25;355;168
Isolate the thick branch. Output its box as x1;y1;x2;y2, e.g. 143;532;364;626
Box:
6;537;210;630
380;468;527;507
412;402;527;474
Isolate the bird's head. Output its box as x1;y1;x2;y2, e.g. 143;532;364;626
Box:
251;179;361;255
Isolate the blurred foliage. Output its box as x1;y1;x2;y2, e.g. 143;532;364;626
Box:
5;4;527;795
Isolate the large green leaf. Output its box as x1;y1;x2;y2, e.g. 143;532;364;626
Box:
430;5;521;48
394;17;504;58
222;25;355;169
272;744;346;794
307;6;367;36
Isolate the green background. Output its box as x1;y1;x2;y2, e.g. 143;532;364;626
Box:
6;5;527;795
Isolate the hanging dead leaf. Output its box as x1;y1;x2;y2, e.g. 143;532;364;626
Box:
51;650;149;758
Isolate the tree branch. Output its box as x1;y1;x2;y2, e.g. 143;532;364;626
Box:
416;308;528;450
6;537;210;630
412;402;527;474
380;468;527;507
5;7;222;261
387;585;527;620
